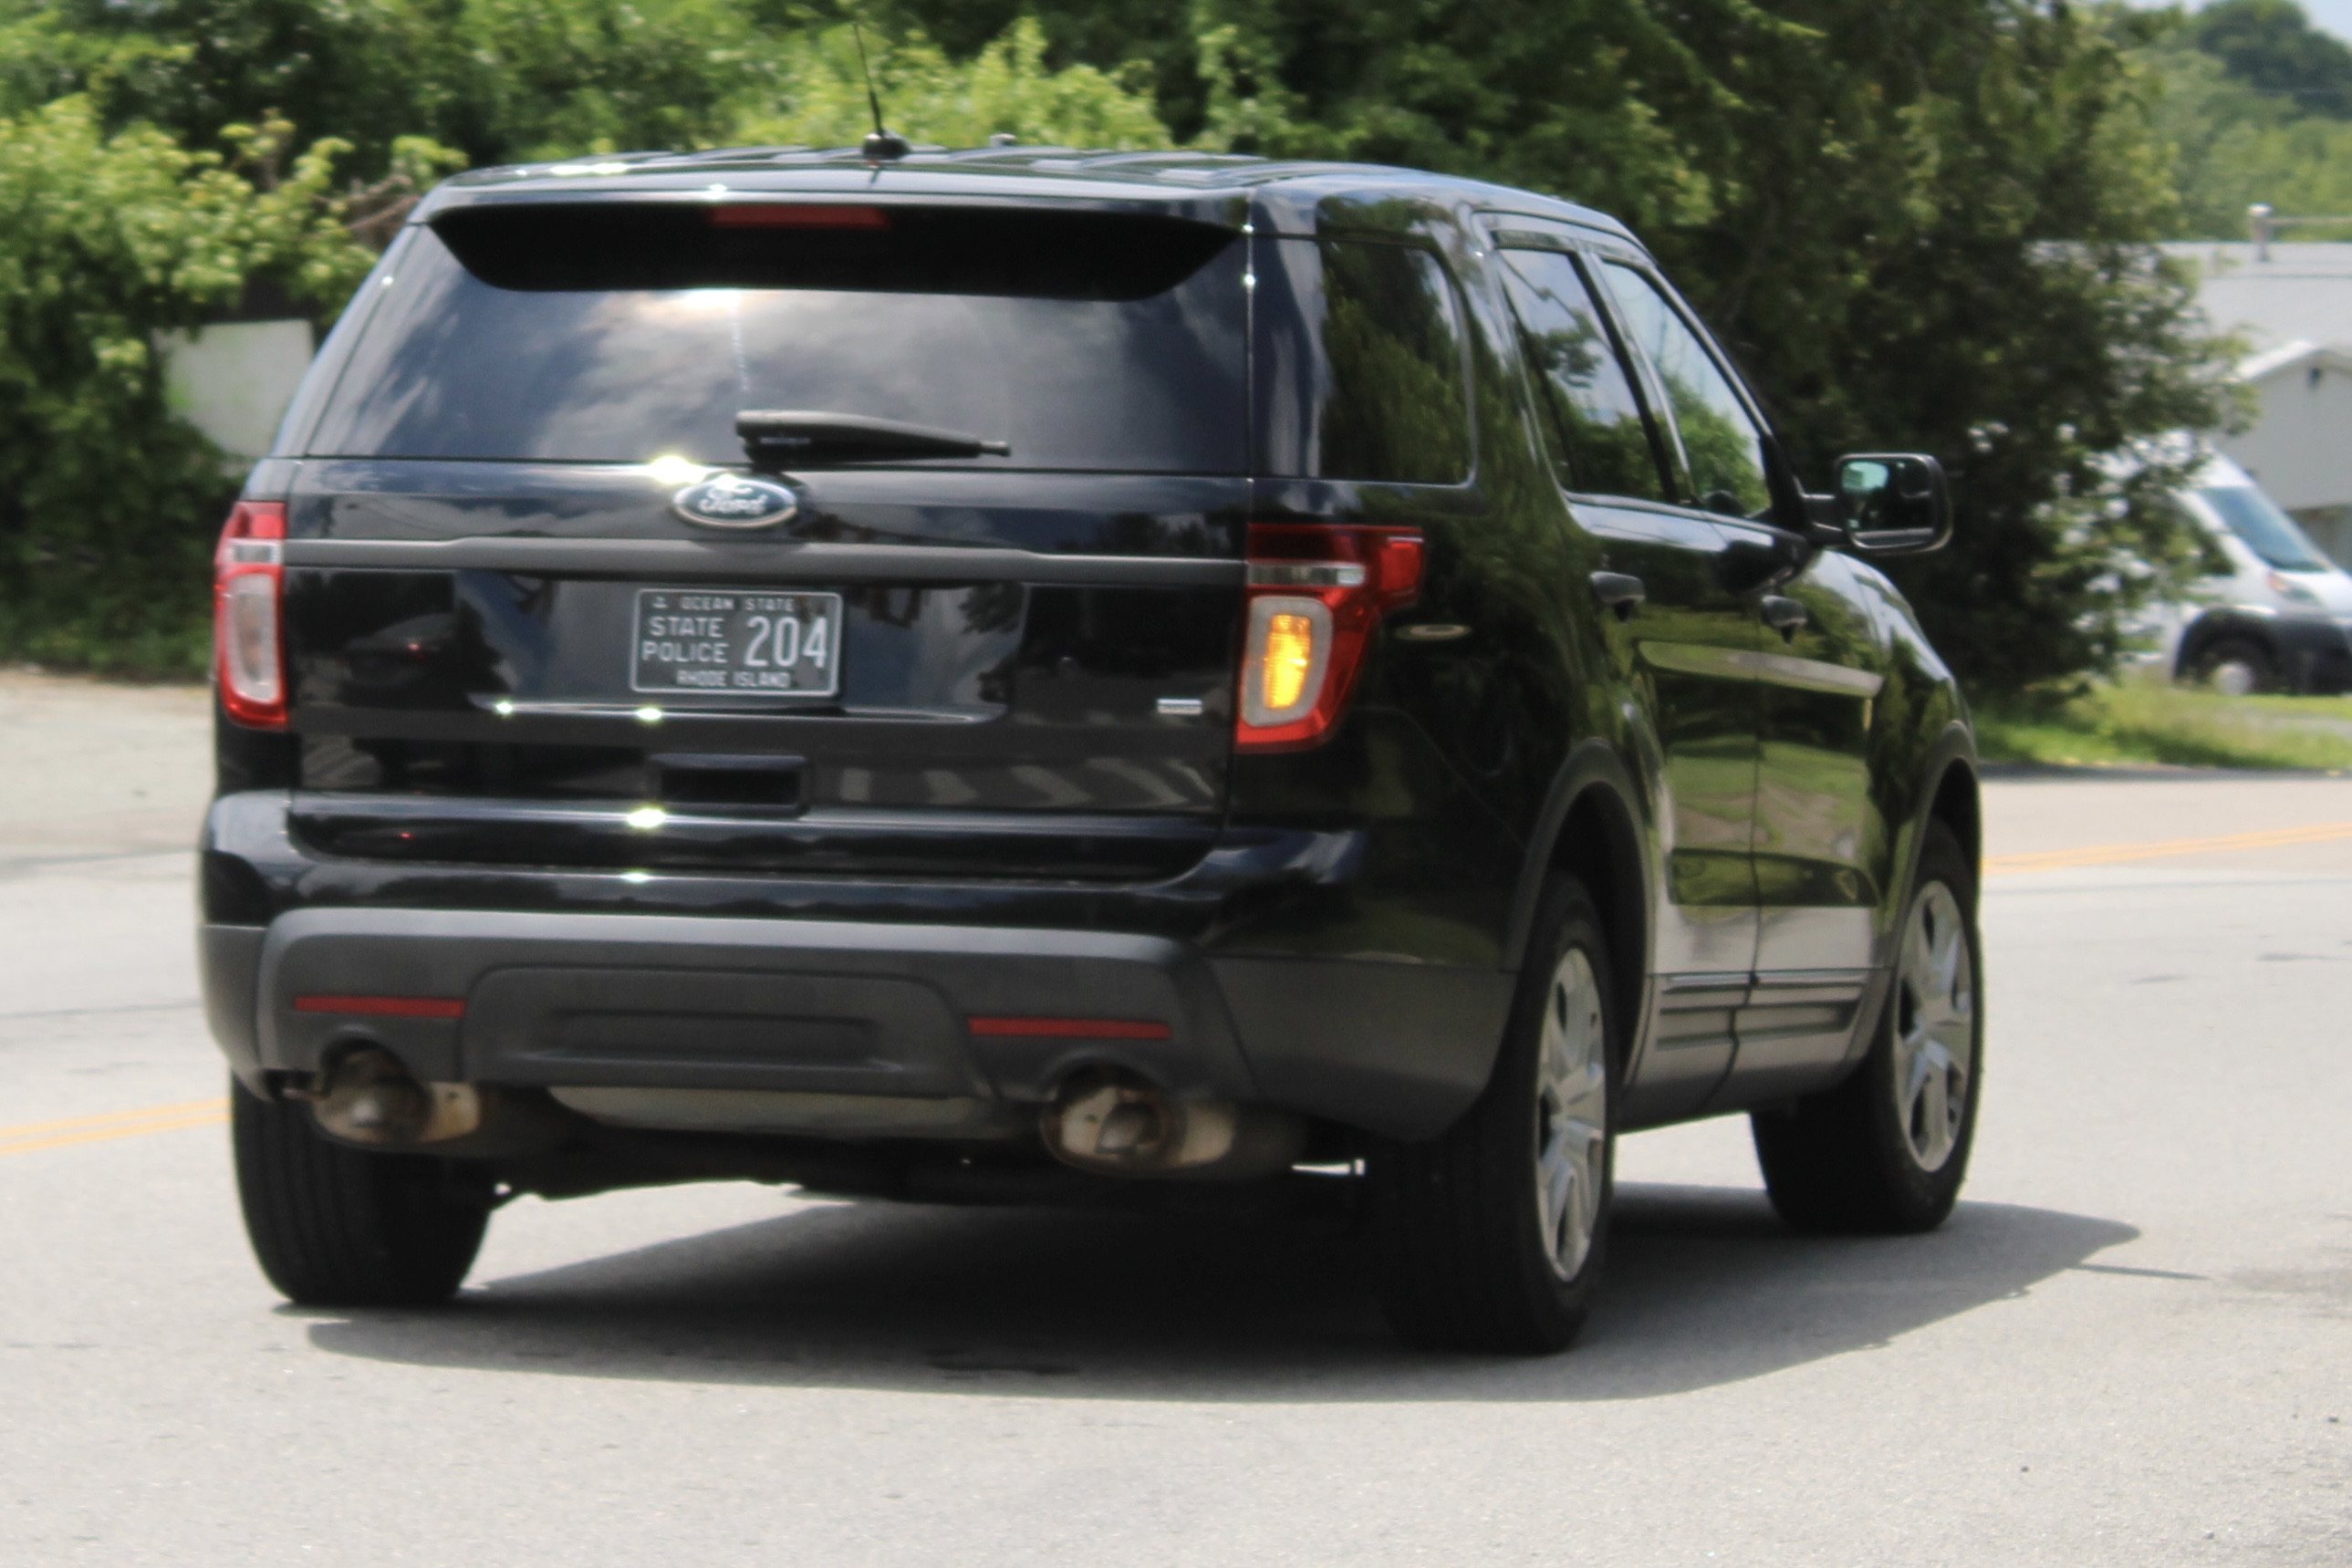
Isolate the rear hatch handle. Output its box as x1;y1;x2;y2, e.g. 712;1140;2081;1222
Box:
737;410;1010;469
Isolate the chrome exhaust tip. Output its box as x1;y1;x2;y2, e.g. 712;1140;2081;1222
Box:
1039;1066;1306;1180
310;1046;480;1146
305;1045;567;1156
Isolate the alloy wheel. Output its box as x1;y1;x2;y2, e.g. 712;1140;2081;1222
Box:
1892;881;1974;1172
2210;659;2260;698
1533;947;1610;1279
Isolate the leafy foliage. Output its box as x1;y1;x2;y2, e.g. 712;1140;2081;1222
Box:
2141;0;2352;238
0;97;371;673
2184;0;2352;117
0;3;1155;673
0;0;2251;696
736;19;1168;151
1172;0;2236;696
0;0;1165;179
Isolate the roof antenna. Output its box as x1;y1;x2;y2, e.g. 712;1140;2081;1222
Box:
851;16;911;163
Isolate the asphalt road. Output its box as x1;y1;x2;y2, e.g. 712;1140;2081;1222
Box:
3;673;2349;1565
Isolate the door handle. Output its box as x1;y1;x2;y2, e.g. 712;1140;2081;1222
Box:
1589;572;1646;621
1759;595;1808;640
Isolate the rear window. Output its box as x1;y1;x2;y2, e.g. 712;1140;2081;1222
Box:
307;202;1248;472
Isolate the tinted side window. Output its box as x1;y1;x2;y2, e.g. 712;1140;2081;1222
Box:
1600;264;1773;517
1498;249;1665;500
1305;240;1473;483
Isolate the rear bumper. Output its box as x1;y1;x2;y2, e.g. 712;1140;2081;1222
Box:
239;905;1255;1105
199;794;1514;1141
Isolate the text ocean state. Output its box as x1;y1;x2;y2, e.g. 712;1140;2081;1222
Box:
629;588;843;696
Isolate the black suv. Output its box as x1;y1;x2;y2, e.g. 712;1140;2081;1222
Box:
204;148;1983;1354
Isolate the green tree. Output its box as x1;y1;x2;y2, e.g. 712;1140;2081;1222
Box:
2186;0;2352;117
0;98;371;673
2;0;767;176
879;0;1209;138
0;0;2245;697
0;0;1170;176
445;0;770;162
3;0;432;173
2139;4;2352;238
734;18;1168;151
1171;0;2235;697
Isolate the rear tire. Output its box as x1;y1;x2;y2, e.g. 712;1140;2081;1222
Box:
232;1075;490;1306
1751;819;1983;1234
2193;638;2275;697
1368;876;1618;1354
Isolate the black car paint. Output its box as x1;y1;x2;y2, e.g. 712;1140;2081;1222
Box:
203;151;1976;1159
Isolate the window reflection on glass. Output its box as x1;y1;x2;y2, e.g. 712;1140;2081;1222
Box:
310;227;1247;472
1599;263;1773;518
1498;249;1665;500
1311;240;1473;484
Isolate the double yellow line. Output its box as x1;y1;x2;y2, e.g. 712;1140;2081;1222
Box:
0;1097;227;1159
1984;818;2352;876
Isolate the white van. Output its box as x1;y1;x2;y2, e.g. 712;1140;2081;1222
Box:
2155;454;2352;695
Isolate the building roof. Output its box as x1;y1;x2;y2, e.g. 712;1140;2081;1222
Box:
2235;337;2352;383
2160;241;2352;370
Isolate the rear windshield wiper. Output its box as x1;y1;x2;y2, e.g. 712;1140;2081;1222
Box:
736;410;1010;469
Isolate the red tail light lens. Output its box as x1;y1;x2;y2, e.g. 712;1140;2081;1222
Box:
1235;524;1424;753
214;500;287;729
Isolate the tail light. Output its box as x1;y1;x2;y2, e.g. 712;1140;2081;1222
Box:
214;500;287;729
1236;524;1424;753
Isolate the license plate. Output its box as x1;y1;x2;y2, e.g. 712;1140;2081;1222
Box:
630;588;844;697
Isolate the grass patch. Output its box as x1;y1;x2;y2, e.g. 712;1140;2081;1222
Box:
1975;679;2352;770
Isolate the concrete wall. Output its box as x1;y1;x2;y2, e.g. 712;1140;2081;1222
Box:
156;319;315;464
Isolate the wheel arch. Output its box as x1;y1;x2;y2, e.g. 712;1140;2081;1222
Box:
1504;741;1652;1062
2173;608;2275;683
1928;748;1982;877
1897;723;1982;939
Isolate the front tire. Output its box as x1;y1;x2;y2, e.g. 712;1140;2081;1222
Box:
1751;819;1983;1233
232;1075;491;1306
1368;876;1618;1354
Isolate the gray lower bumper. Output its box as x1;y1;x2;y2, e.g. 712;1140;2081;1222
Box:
203;909;1515;1140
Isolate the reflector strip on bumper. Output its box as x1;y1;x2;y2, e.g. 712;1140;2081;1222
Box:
292;995;467;1019
966;1016;1171;1040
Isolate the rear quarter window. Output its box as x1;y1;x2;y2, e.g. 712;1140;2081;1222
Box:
1254;237;1473;484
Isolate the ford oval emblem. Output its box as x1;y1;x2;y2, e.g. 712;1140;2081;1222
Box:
672;472;798;530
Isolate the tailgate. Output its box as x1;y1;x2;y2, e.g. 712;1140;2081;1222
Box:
280;464;1245;878
270;192;1251;879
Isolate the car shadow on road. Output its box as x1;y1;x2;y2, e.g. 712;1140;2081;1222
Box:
301;1181;2139;1402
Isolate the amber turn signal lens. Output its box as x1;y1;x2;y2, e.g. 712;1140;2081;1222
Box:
1263;612;1316;711
1240;595;1332;728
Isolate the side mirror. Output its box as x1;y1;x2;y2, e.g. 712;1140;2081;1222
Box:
1826;452;1951;556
